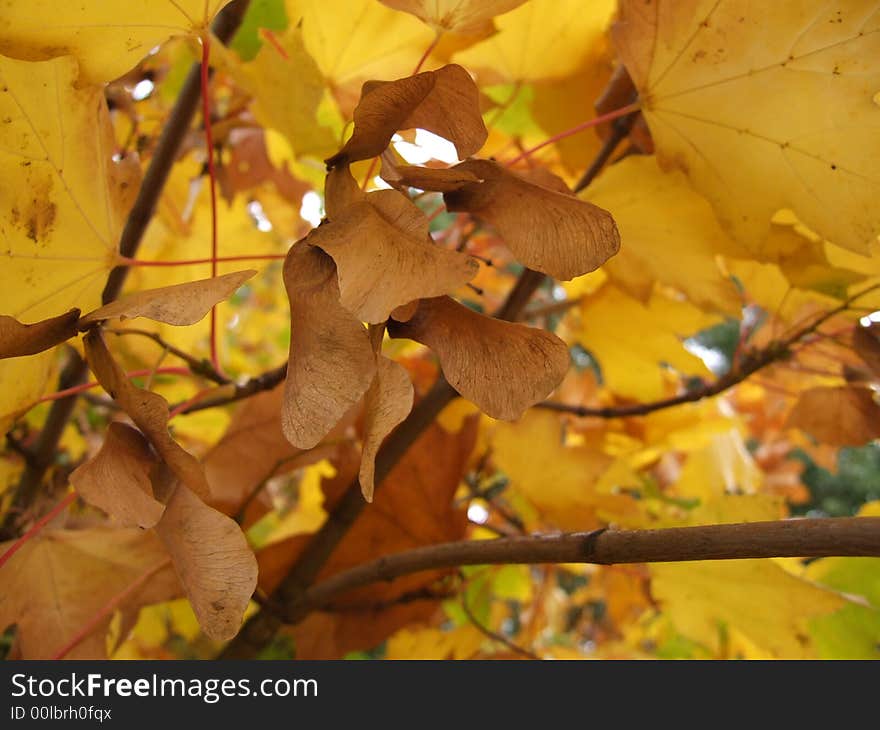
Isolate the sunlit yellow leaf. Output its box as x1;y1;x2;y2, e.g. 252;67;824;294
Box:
0;1;232;84
228;24;337;159
651;558;845;658
614;0;880;253
574;284;710;401
0;54;133;426
492;410;639;530
286;0;434;104
453;0;617;83
586;156;744;313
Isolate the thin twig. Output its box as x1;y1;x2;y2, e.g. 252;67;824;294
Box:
572;111;637;193
51;558;171;660
461;585;539;660
0;492;77;569
538;281;880;419
522;295;584;321
173;362;288;415
106;328;230;384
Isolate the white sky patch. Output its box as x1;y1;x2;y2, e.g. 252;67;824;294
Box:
371;175;393;190
684;339;728;376
467;501;489;525
132;78;154;101
246;200;273;232
859;311;880;327
415;129;459;164
393;129;460;166
299;190;324;227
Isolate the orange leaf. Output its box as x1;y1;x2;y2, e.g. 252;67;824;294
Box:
0;528;179;659
260;418;477;658
204;385;353;518
787;386;880;448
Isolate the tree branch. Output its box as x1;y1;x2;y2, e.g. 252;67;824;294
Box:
175;362;287;415
292;517;880;620
0;0;250;540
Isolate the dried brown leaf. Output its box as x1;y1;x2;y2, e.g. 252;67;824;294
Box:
0;528;179;659
444;159;620;280
324;165;365;219
153;478;258;642
69;422;165;529
359;356;414;502
83;330;211;500
282;245;376;449
325;64;487;167
787;386;880;448
79;270;256;327
0;309;80;359
306;195;478;323
389;296;570;420
386;164;481;192
391;301;419;322
854;324;880;380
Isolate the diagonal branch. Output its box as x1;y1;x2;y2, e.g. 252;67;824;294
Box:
537;281;880;419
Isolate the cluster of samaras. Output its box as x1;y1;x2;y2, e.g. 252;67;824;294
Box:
0;64;622;643
282;64;621;500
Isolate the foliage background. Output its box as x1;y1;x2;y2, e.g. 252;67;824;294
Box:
1;0;880;660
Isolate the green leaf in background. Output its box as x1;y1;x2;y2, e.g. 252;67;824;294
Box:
231;0;289;61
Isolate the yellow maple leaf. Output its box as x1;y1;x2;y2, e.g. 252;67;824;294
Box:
573;284;711;401
226;25;337;159
385;623;484;660
286;0;434;107
492;409;639;530
379;0;528;35
453;0;616;83
673;432;765;503
586;155;745;314
651;559;845;658
0;0;232;84
0;55;132;426
614;0;880;253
